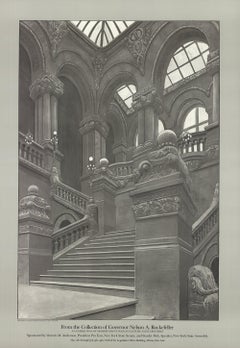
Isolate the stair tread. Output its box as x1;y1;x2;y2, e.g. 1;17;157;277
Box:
68;251;134;255
40;274;134;279
53;263;135;266
48;270;134;273
31;280;135;291
59;256;134;260
75;244;134;250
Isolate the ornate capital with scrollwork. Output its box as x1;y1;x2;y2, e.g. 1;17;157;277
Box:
30;74;64;100
79;116;109;138
19;185;51;222
207;49;220;75
132;86;162;113
127;25;152;74
46;20;68;58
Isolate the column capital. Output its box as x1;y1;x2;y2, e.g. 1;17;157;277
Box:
206;49;220;75
29;73;64;100
79;115;109;138
132;86;162;113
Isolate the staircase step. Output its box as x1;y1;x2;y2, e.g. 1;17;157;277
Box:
56;256;135;264
52;263;135;270
74;244;134;252
47;269;134;277
66;251;134;258
93;232;135;241
103;229;135;236
86;239;135;247
31;281;135;298
39;274;134;286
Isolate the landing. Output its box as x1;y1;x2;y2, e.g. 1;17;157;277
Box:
18;285;136;320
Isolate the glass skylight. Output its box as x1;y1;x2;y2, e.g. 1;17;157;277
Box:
71;21;135;47
164;41;209;89
183;107;209;133
116;84;136;109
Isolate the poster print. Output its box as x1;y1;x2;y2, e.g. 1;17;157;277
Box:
18;19;219;321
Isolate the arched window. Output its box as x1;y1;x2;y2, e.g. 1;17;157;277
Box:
183;106;209;133
115;84;136;110
164;41;209;89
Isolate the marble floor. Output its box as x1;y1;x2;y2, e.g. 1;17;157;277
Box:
18;285;136;320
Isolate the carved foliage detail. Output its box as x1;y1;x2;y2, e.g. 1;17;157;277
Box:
79;116;109;138
92;54;107;89
47;21;68;58
127;26;152;73
133;196;180;218
30;74;64;100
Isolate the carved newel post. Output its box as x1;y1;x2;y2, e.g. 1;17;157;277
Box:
18;185;53;284
86;197;99;234
130;130;197;319
92;158;117;234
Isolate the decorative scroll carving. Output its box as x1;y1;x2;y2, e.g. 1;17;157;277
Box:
92;54;107;89
19;185;51;221
47;21;68;58
188;265;219;320
205;145;219;161
127;26;152;74
79;116;109;138
132;86;162;113
30;74;64;100
133;196;180;218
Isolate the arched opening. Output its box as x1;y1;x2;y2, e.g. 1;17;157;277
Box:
183;106;209;133
19;45;35;136
164;40;209;89
58;77;83;190
59;220;71;229
210;257;219;286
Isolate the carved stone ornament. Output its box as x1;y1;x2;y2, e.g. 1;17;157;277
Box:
30;74;64;100
127;26;152;74
205;145;219;161
132;196;181;218
132;86;162;113
79;116;109;138
206;49;220;75
47;21;68;58
19;185;51;221
188;265;219;320
92;54;107;89
135;132;192;188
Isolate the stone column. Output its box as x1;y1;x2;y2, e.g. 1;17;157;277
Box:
205;50;220;152
112;143;127;162
79;115;109;193
133;86;162;151
30;73;64;144
130;130;197;320
91;158;117;234
18;185;53;284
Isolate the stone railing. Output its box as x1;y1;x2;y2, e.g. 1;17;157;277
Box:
19;131;44;169
52;216;90;254
192;203;219;248
51;180;89;214
108;161;134;177
178;131;206;155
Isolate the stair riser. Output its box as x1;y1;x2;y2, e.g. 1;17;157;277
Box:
103;230;135;236
31;283;135;298
39;276;134;286
93;234;135;242
86;239;135;247
66;252;134;258
47;270;134;277
52;264;134;270
74;246;134;252
55;257;135;264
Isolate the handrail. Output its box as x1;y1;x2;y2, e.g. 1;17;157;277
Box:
19;131;45;169
51;178;90;214
52;216;90;253
108;160;134;177
192;202;219;248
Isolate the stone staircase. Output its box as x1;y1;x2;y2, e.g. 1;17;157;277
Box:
31;229;136;299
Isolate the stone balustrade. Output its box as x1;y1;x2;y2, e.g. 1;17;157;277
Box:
52;216;89;253
192;203;218;248
51;180;89;214
108;161;134;177
19;131;44;168
178;131;206;155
